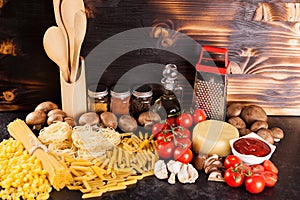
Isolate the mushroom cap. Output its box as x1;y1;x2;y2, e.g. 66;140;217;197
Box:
47;114;64;125
228;116;246;129
239;128;252;136
250;120;268;132
78;112;100;126
64;117;76;127
118;115;137;132
257;128;274;144
25;110;47;125
35;101;58;113
270;127;284;139
47;109;67;117
241;105;268;126
226;103;244;118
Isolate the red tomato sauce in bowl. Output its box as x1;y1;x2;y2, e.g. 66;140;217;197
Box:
233;137;271;157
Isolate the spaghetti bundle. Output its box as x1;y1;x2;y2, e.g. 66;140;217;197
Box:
7;119;73;191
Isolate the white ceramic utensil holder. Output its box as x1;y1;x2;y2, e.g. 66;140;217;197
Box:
60;56;87;121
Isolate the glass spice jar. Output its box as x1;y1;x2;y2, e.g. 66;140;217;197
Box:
87;84;109;114
110;85;131;116
130;84;153;120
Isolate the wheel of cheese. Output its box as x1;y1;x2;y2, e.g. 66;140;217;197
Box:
192;120;239;157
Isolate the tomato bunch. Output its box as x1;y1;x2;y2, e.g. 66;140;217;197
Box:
153;109;206;164
223;155;279;194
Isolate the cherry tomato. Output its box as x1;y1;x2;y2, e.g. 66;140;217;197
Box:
173;127;191;139
166;117;177;127
239;163;252;176
157;141;175;159
173;147;193;164
245;174;265;194
176;113;193;128
175;137;192;149
224;155;242;169
251;164;265;174
263;160;278;174
156;132;173;144
151;123;170;138
224;167;245;187
260;171;278;187
192;109;206;124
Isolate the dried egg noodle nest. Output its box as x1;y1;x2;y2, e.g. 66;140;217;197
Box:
71;126;120;160
38;122;75;156
39;121;72;144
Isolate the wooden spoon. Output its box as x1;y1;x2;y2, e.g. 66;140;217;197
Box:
70;10;87;83
43;26;70;82
53;0;69;65
61;0;85;79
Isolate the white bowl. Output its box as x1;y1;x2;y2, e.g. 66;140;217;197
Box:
229;132;276;165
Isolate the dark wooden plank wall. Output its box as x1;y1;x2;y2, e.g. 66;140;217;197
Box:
0;0;299;115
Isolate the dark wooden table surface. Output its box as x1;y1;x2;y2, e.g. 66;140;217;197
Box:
0;112;299;200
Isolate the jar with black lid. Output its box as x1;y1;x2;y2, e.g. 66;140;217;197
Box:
87;84;109;114
130;84;153;120
110;84;131;116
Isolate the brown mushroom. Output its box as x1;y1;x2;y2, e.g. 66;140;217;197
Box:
193;154;208;171
25;110;47;130
270;127;284;142
138;111;161;129
239;128;252;136
257;128;274;144
240;105;268;126
228;116;246;129
34;101;58;113
64;117;76;127
47;114;64;125
118;115;137;132
208;170;224;182
250;120;268;132
226;103;244;118
78;112;100;126
100;112;118;129
47;109;67;117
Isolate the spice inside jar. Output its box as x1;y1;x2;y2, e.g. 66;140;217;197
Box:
87;84;108;114
110;85;131;115
130;84;153;120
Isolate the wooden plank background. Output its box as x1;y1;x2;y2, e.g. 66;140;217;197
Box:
0;0;299;115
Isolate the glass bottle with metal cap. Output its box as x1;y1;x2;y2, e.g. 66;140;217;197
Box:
87;84;109;114
130;84;153;120
110;85;131;116
154;64;183;118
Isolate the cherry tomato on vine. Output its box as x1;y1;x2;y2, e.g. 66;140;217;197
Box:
260;171;278;187
192;109;206;124
263;160;278;174
173;127;191;139
156;132;173;144
239;163;252;176
166;117;177;127
151;123;170;138
244;174;265;194
224;167;245;187
224;155;242;169
173;147;193;164
157;141;175;159
176;113;193;128
251;164;265;174
175;137;192;149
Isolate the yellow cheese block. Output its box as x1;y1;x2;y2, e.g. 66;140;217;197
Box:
192;120;239;157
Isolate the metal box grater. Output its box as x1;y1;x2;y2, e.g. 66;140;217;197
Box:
193;46;230;121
